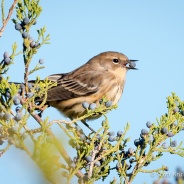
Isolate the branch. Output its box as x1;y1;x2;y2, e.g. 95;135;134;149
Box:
0;0;18;37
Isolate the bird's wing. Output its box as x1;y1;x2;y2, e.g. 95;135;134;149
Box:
46;72;99;101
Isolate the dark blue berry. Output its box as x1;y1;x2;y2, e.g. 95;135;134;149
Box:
13;96;20;105
86;156;92;162
27;92;34;98
105;101;112;107
173;107;179;113
3;51;9;58
22;32;29;38
170;140;177;147
30;41;35;48
15;23;22;30
82;102;89;109
117;130;123;137
4;57;11;65
167;132;174;137
89;103;96;110
141;129;148;135
14;113;22;121
161;127;168;134
129;62;136;68
146;121;152;128
162;142;168;149
39;58;44;64
23;17;30;25
134;139;140;146
94;161;101;167
108;136;116;142
128;148;134;154
80;134;86;140
108;131;115;136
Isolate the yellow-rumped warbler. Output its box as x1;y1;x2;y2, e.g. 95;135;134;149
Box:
40;51;137;119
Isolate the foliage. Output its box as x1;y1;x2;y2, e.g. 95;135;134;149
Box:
0;1;184;184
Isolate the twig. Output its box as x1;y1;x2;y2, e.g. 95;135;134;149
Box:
0;0;18;37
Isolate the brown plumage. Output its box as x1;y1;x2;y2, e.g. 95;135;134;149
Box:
40;51;137;118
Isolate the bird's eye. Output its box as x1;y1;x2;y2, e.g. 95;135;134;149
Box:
113;58;119;64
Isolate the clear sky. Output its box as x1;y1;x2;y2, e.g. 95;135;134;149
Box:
0;1;184;184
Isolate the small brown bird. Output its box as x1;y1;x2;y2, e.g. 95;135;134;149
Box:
41;51;137;119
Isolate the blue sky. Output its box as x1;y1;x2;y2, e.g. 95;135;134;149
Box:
0;1;184;184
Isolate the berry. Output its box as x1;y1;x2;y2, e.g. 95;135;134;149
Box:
39;58;44;64
3;51;9;58
94;161;101;167
161;127;168;134
89;103;96;110
13;96;20;105
134;139;140;146
129;62;136;68
139;138;145;146
15;106;21;112
27;92;34;98
82;102;89;109
5;91;11;98
70;162;76;168
14;113;22;121
86;156;92;162
96;134;101;140
108;131;115;136
164;166;169;171
162;142;168;149
108;136;116;142
23;17;30;25
99;99;103;104
28;83;33;89
35;42;40;47
173;107;179;113
22;32;29;38
4;57;11;65
167;132;174;137
146;121;152;128
30;41;35;48
105;101;112;107
128;148;134;154
3;113;11;120
15;23;22;30
141;129;148;135
117;130;123;137
20;83;25;89
80;134;86;140
170;140;177;147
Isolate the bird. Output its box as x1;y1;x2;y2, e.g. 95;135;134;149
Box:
35;51;137;119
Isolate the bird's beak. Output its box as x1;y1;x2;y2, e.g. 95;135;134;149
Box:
126;60;138;70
